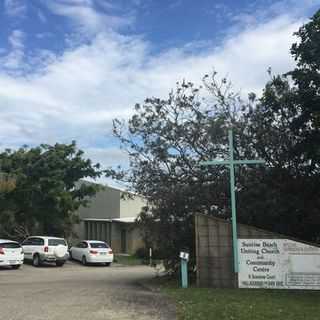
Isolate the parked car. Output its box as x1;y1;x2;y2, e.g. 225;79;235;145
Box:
69;240;114;266
21;236;69;267
0;239;24;269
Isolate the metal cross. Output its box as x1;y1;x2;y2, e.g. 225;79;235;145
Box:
200;129;265;273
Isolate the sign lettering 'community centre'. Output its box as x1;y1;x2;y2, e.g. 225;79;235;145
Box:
238;239;320;289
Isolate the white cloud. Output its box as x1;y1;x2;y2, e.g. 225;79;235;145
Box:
85;147;129;168
8;30;25;49
1;30;26;70
4;0;27;17
37;9;47;23
43;0;134;36
0;9;309;181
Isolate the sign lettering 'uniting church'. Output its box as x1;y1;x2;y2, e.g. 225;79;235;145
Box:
200;131;320;290
238;239;320;289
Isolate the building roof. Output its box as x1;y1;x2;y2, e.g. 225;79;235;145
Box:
112;217;137;223
82;217;137;223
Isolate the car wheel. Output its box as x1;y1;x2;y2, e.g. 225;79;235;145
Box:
32;254;41;267
105;262;111;267
56;261;65;267
11;265;21;270
82;255;87;266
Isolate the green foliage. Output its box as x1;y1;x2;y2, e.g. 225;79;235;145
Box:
164;287;320;320
239;10;320;241
108;9;320;270
288;10;320;166
109;76;251;271
0;142;102;240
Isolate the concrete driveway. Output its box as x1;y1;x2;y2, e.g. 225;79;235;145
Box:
0;261;176;320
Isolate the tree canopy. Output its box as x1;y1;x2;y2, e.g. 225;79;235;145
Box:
0;142;102;240
108;9;320;268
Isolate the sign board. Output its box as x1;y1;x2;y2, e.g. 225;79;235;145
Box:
180;252;189;261
238;239;320;290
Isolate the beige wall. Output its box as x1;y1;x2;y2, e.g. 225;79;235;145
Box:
120;193;146;218
77;185;120;220
77;185;146;221
127;227;144;254
107;222;143;255
72;183;146;254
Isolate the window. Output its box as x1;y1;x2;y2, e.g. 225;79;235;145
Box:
48;239;66;246
22;237;43;245
22;238;33;245
81;242;88;248
90;242;109;249
77;242;88;248
33;238;45;246
0;242;21;249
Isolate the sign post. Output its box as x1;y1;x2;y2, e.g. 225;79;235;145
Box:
180;251;189;288
200;129;265;273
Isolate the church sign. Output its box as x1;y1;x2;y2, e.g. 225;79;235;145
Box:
238;239;320;289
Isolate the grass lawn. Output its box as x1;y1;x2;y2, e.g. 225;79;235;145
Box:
114;254;163;266
162;286;320;320
114;254;144;266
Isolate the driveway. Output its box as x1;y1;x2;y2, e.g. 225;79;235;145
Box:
0;261;176;320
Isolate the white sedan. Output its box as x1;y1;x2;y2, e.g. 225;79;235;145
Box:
69;240;114;266
0;239;24;269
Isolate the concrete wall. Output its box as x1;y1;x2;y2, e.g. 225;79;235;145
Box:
77;186;120;220
77;186;146;221
71;220;143;254
72;183;146;254
127;227;144;254
109;223;143;255
72;220;85;243
195;214;283;288
120;193;146;218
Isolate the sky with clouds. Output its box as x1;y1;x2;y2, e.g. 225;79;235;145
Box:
0;0;319;184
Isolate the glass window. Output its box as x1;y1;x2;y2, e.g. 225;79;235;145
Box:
0;242;21;249
22;238;32;245
48;239;66;246
90;242;108;249
81;242;88;248
33;238;45;246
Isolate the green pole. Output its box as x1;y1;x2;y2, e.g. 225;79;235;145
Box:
200;129;265;274
228;129;239;273
181;259;188;288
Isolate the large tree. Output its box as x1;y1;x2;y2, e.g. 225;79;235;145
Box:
0;142;102;240
108;77;253;268
109;9;320;268
239;10;320;242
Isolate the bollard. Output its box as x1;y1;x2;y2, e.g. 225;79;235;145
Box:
149;247;152;266
179;251;189;288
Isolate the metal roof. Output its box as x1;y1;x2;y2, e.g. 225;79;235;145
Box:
82;217;137;223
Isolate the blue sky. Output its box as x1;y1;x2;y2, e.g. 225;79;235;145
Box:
0;0;319;183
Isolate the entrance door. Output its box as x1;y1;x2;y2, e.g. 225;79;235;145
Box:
121;229;127;253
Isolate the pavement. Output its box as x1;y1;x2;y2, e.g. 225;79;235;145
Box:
0;261;176;320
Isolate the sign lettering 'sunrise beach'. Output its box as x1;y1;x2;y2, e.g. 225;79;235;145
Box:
238;239;320;289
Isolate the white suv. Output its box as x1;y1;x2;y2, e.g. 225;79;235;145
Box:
22;236;69;267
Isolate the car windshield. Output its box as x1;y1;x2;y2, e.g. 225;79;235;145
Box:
48;239;66;246
90;242;108;249
0;242;20;248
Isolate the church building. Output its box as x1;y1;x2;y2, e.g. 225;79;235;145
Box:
73;183;146;254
